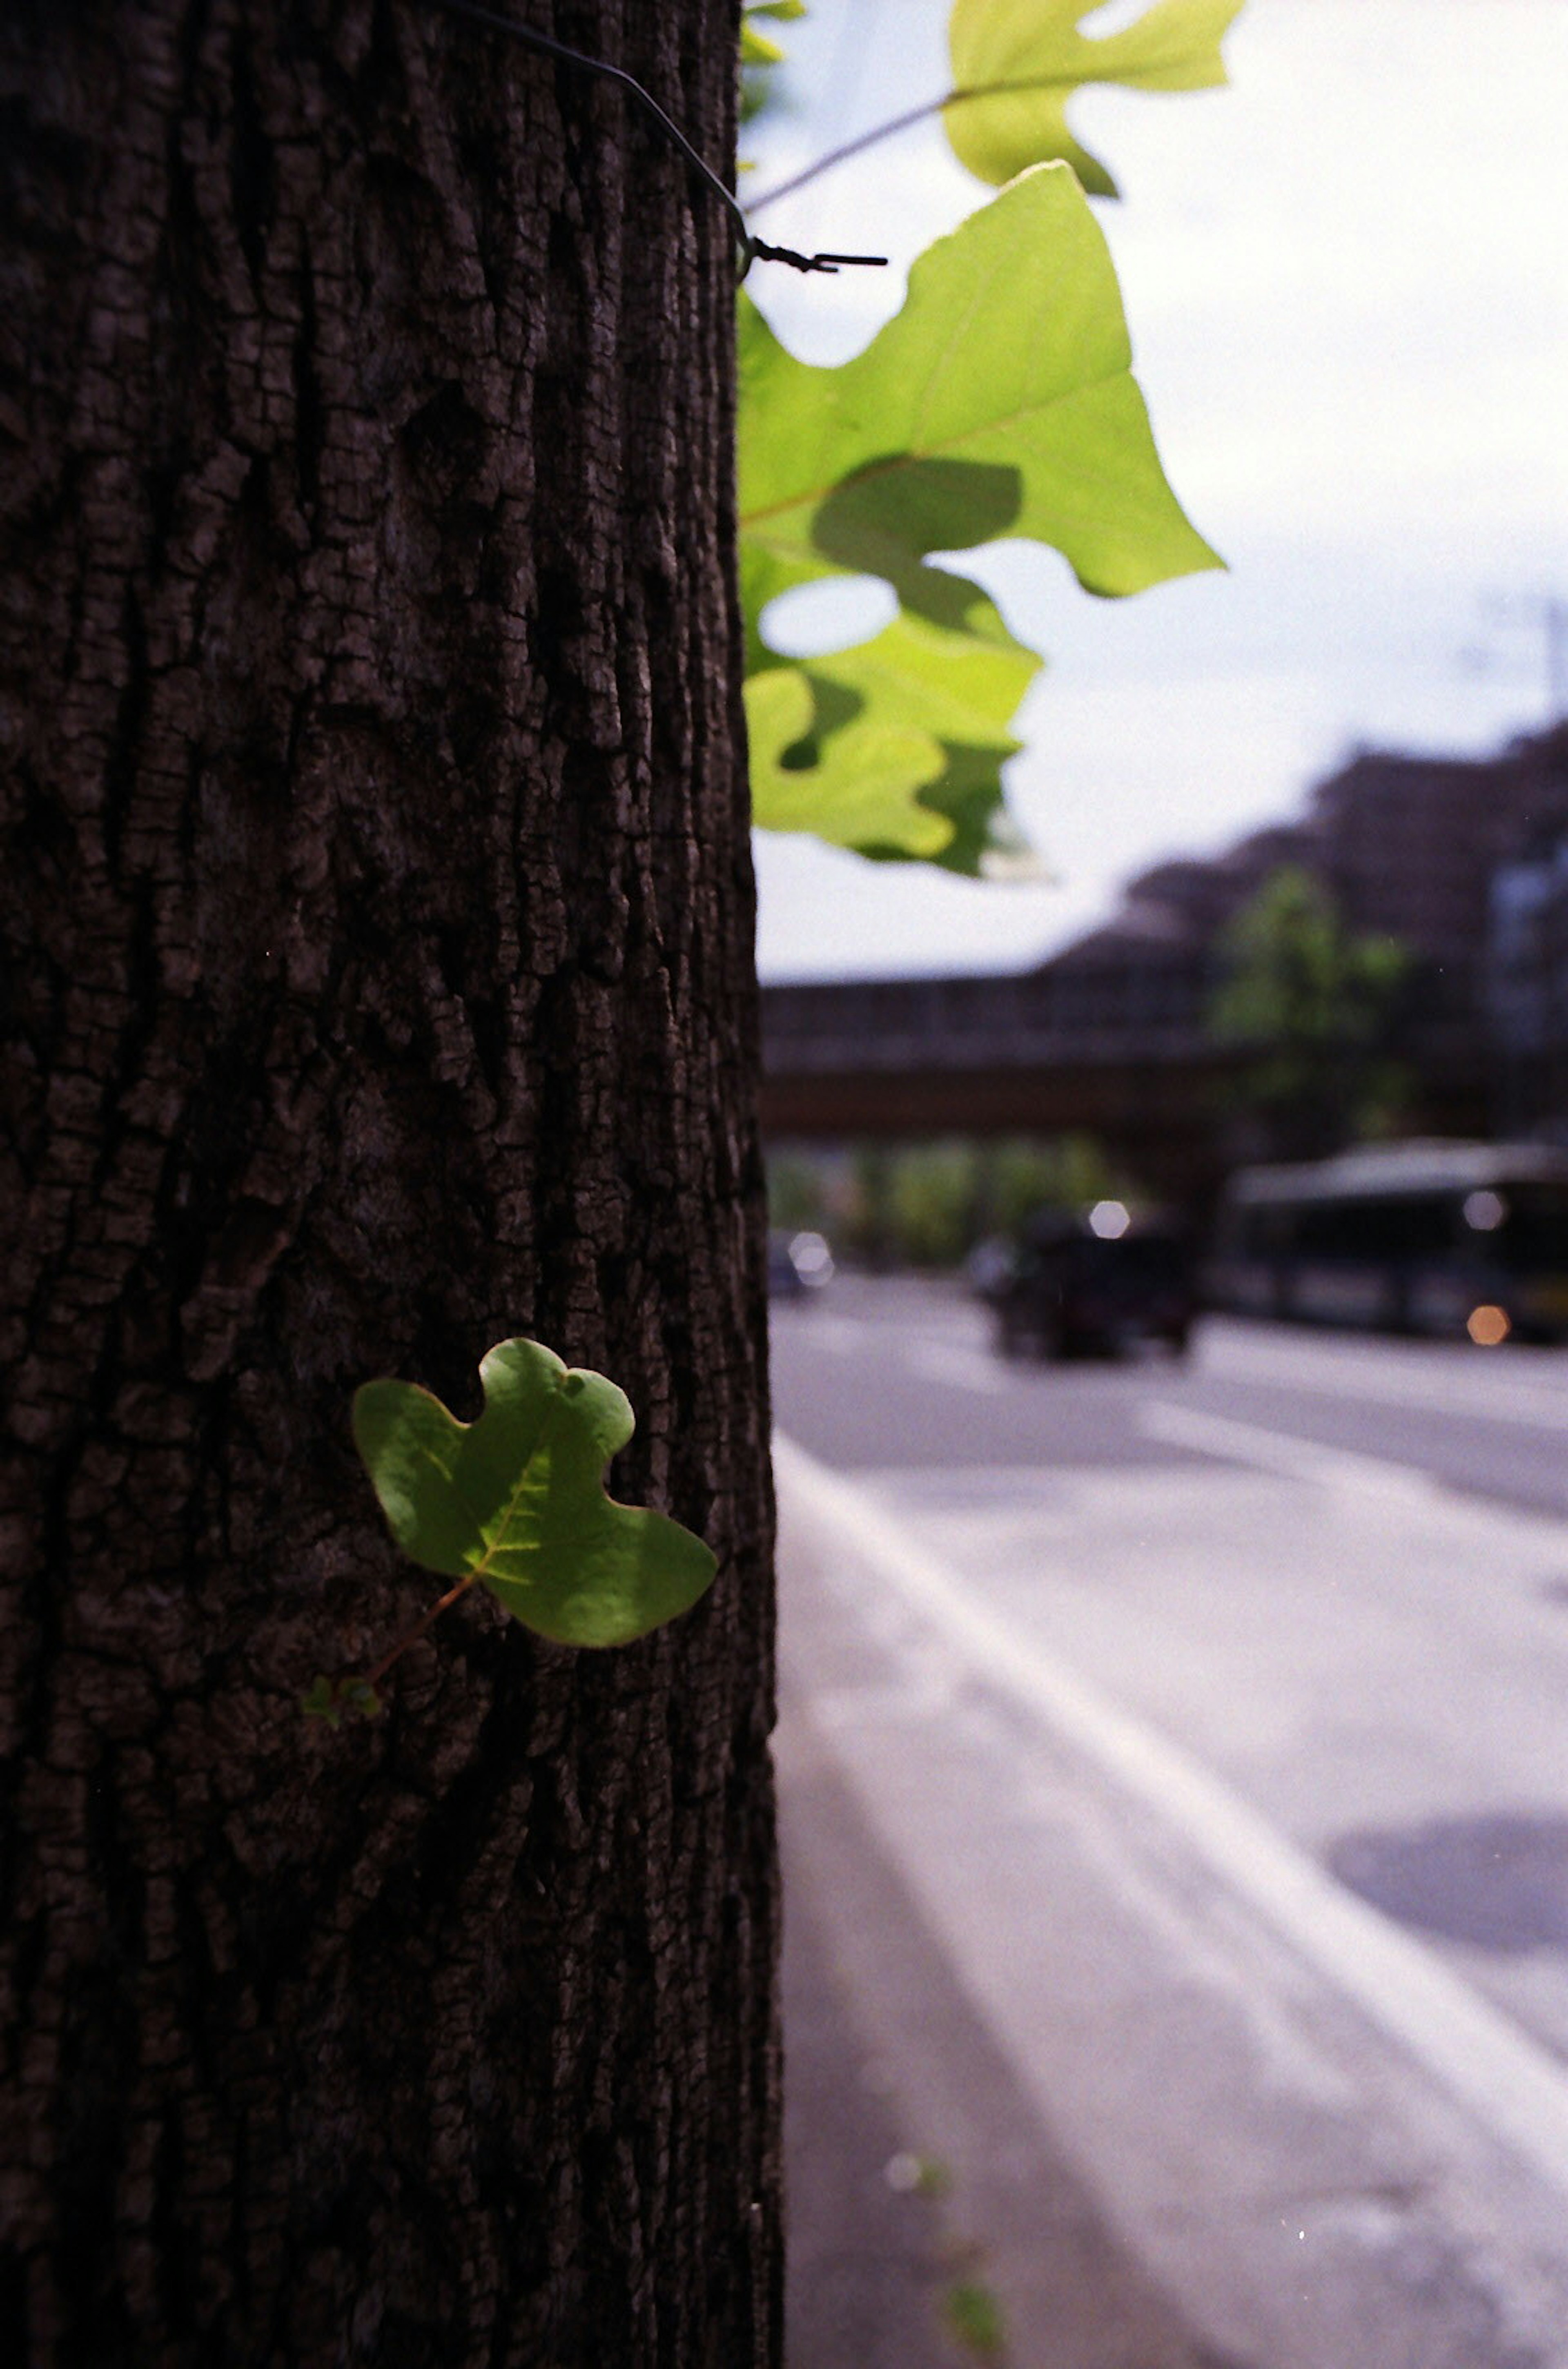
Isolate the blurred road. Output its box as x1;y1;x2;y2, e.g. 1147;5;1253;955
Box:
773;1278;1568;2368
775;1275;1568;1519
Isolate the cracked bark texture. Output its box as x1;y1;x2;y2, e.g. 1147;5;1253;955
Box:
0;1;779;2362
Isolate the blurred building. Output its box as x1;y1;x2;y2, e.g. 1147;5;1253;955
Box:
760;723;1568;1186
1488;812;1568;1131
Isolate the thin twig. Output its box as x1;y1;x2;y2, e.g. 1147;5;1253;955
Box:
746;76;1093;216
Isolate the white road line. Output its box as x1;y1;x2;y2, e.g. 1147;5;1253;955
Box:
773;1428;1568;2204
1197;1324;1568;1433
906;1341;1010;1395
799;1314;870;1354
1139;1400;1445;1505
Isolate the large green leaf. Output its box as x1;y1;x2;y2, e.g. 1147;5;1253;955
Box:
352;1339;717;1649
740;164;1218;620
944;0;1243;197
739;163;1219;867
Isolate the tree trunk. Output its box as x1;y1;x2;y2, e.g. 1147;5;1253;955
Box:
1;2;779;2361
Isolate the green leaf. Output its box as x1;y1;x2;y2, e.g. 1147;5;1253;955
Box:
740;164;1218;616
301;1673;342;1727
739;164;1220;867
943;2278;1008;2358
746;664;953;855
352;1339;717;1649
301;1674;383;1725
749;589;1045;872
944;0;1244;197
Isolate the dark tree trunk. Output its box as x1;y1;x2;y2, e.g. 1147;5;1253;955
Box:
1;2;779;2362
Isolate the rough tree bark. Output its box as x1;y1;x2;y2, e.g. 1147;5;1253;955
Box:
0;1;780;2361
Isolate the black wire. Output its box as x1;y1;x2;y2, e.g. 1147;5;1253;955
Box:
747;241;889;276
417;0;886;279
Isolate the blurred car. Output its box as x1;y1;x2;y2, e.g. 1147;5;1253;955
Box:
768;1229;835;1298
992;1203;1195;1359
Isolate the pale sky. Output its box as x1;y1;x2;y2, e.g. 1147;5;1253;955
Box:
744;0;1568;981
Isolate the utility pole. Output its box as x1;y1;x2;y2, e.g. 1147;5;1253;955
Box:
1476;592;1568;725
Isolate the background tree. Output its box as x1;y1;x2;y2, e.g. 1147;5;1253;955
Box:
830;1134;1124;1269
1208;866;1414;1160
1;3;781;2361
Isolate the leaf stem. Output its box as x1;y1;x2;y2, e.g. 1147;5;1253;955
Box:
745;76;1089;216
361;1569;485;1693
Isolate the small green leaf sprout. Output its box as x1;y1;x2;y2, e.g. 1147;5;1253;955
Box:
304;1338;718;1723
302;1673;385;1727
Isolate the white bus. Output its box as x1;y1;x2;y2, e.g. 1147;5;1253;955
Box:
1207;1141;1568;1344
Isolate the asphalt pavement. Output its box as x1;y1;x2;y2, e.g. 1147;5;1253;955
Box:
775;1280;1568;2369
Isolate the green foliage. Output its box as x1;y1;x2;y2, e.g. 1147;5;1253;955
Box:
352;1338;717;1650
746;596;1040;873
737;0;1241;870
942;2276;1008;2358
908;2153;953;2199
301;1673;382;1727
945;0;1243;196
799;1133;1123;1268
1209;867;1415;1154
742;0;806;65
978;1133;1123;1236
740;164;1221;869
745;664;953;857
739;161;1220;610
891;1143;985;1268
741;0;808;124
767;1148;831;1232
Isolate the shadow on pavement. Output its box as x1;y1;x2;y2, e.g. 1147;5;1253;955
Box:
1329;1811;1568;1953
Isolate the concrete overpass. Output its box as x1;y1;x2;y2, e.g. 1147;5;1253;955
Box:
758;963;1488;1206
760;1045;1242;1202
